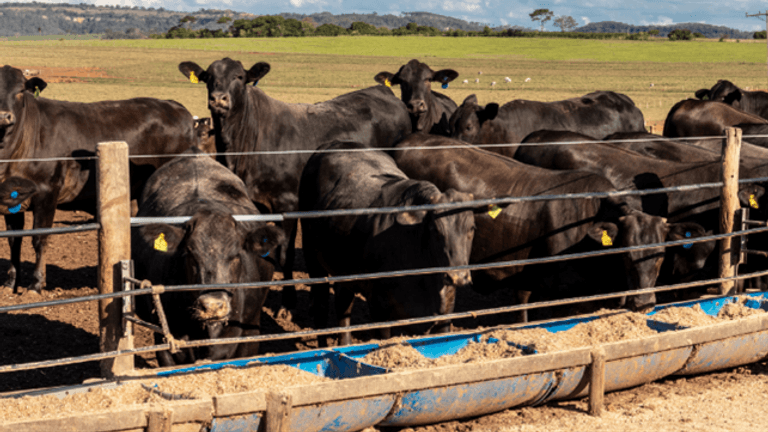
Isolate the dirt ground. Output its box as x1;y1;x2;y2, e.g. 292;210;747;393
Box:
2;209;768;431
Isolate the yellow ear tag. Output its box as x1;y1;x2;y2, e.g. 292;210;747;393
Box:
488;205;502;219
189;71;199;84
384;78;392;88
750;194;759;209
154;233;168;252
601;230;613;247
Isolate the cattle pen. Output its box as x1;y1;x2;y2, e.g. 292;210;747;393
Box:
4;131;768;432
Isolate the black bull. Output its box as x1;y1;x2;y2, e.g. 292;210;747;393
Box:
0;65;198;293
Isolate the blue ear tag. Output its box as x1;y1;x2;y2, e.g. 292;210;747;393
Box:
683;231;692;249
253;80;259;86
260;236;270;257
10;191;18;199
442;83;448;89
9;204;21;214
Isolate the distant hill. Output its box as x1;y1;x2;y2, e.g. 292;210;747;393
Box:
575;21;754;39
0;2;251;37
0;3;754;39
279;11;489;31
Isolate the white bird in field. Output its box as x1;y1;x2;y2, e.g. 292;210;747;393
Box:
491;81;497;87
524;77;531;82
650;83;654;88
478;71;483;75
462;79;469;84
475;78;480;83
504;77;512;83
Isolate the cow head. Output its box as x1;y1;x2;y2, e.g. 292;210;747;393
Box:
660;222;715;284
374;59;458;132
449;94;499;143
0;65;46;147
139;209;285;334
179;58;270;118
589;211;709;312
695;80;743;108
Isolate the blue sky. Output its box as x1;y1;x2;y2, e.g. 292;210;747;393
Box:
19;0;768;31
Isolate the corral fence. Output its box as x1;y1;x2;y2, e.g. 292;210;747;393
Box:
1;128;768;421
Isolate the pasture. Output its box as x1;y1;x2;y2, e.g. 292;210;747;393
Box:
4;36;768;431
3;36;768;126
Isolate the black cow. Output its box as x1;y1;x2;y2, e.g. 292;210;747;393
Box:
391;134;686;320
132;147;285;366
663;99;768;139
518;130;763;226
448;91;645;157
300;141;475;345
603;132;721;163
695;80;768;120
178;58;412;311
374;59;459;135
0;65;198;293
193;116;216;156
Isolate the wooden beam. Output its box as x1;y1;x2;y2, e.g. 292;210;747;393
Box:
718;127;742;295
146;409;173;432
265;392;292;432
589;347;606;416
97;141;133;378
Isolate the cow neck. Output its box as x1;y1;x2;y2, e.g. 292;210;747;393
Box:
216;85;268;175
0;93;41;177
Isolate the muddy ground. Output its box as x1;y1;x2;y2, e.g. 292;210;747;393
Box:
2;210;768;431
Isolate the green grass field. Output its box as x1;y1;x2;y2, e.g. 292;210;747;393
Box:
2;36;768;123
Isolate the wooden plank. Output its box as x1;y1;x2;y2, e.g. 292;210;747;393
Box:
147;409;172;432
603;313;768;360
265;392;292;432
165;399;213;424
589;347;606;416
718;127;742;295
214;390;267;417
0;407;147;432
97;141;133;378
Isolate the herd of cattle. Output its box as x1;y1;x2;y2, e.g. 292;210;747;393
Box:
2;59;768;366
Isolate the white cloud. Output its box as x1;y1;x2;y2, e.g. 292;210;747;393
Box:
500;18;508;25
653;16;674;26
290;0;326;6
581;16;590;25
507;11;515;18
442;0;483;13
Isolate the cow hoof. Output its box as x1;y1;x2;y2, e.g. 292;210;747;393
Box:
29;281;44;294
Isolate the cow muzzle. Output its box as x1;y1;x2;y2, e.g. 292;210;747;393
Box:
0;111;15;127
407;100;428;115
208;93;230;114
193;292;232;322
446;270;472;289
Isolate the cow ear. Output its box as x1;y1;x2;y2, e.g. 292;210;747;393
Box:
432;69;459;84
723;89;742;105
374;71;396;86
0;176;38;208
738;186;763;209
462;94;478;106
587;222;618;247
140;224;184;255
179;62;208;83
396;210;427;226
694;89;709;100
246;225;286;259
24;77;47;94
478;103;499;124
666;222;703;241
246;62;270;85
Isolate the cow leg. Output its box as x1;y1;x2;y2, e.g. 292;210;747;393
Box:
433;284;457;334
4;213;24;293
310;283;330;347
280;218;299;313
517;290;532;323
30;197;57;293
334;284;356;346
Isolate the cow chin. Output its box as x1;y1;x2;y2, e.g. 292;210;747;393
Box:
625;293;656;313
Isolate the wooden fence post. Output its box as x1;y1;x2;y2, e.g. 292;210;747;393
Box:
97;141;133;377
266;392;293;432
719;127;742;295
588;347;606;416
